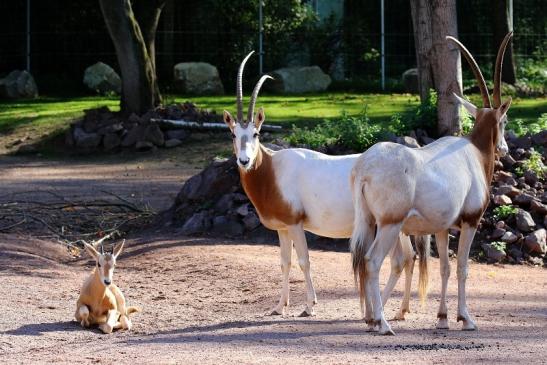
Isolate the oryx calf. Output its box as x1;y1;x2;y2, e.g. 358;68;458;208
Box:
350;33;514;335
75;241;140;334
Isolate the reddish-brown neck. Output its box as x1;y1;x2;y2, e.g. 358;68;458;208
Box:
468;109;499;184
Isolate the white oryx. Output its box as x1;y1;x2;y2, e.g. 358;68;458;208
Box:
223;51;428;318
350;33;514;335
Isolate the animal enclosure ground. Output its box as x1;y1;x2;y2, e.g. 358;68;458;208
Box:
0;153;545;364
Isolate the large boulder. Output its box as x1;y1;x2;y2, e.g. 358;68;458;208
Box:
402;68;419;94
265;66;331;94
83;62;121;95
173;62;224;95
0;70;38;99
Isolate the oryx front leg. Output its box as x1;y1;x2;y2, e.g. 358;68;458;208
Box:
289;225;317;317
367;224;402;335
99;309;118;334
76;305;90;328
435;230;450;329
270;230;292;316
457;225;478;331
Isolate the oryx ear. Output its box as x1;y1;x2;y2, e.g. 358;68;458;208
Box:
453;93;477;118
254;107;265;130
497;97;512;119
84;243;100;260
223;110;236;131
112;240;125;259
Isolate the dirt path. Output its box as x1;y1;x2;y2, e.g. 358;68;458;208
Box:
0;153;546;364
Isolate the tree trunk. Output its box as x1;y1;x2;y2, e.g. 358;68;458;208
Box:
492;0;516;84
410;0;462;136
430;0;462;136
98;0;163;115
409;0;434;102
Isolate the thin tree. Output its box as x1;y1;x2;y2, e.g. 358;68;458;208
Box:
492;0;516;84
410;0;462;136
99;0;166;115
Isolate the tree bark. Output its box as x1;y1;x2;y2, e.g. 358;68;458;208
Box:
491;0;516;84
410;0;462;136
430;0;462;136
410;0;434;102
99;0;163;115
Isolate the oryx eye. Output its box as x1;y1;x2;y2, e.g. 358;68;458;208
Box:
231;133;235;139
97;262;101;267
253;133;259;138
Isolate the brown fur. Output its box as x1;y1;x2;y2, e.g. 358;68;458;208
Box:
239;144;305;228
437;313;448;320
75;269;119;325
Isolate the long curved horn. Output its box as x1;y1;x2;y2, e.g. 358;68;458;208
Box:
237;51;255;122
446;36;491;108
100;243;104;255
493;32;513;108
247;75;273;124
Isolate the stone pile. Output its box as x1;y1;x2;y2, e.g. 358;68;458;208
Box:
65;103;221;152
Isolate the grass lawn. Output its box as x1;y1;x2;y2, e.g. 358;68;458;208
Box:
0;93;545;143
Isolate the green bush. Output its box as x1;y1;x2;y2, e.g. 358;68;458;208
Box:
286;110;383;151
508;113;547;137
389;89;437;136
492;205;518;220
514;150;547;177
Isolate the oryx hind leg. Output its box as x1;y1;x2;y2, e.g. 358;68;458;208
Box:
270;230;292;316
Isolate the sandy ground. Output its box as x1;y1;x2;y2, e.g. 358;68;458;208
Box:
0;153;546;364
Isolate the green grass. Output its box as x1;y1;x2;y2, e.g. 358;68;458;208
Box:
0;93;545;140
0;96;120;134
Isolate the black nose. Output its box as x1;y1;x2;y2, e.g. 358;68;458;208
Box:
239;158;249;166
104;280;111;286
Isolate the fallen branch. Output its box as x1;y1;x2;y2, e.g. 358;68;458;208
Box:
151;118;283;132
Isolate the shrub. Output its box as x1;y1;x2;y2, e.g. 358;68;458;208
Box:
492;205;518;220
508;113;547;137
514;150;547;177
389;89;437;136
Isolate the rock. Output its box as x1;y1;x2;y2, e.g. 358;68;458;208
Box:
401;68;419;94
73;126;101;149
515;209;536;232
0;70;38;98
490;228;506;240
165;139;182;148
513;193;534;207
531;130;547;146
421;136;436;145
523;170;538;186
212;215;244;237
530;200;547;215
493;194;512;205
181;211;211;235
83;62;121;95
122;125;146;147
501;231;518;244
265;66;331;93
165;129;189;141
396;136;420;148
145;123;164;146
97;123;123;135
236;204;249;217
103;133;121;151
524;229;546;254
243;212;261;231
135;141;154;151
496;185;520;198
510;135;532;149
500;154;516;169
214;193;235;213
495;221;506;229
527;256;543;266
494;171;517;186
507;247;523;262
173;62;224;95
481;243;506;263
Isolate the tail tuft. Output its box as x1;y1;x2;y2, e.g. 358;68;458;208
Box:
415;235;430;306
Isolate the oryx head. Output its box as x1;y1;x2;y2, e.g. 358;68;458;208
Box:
223;51;273;171
448;32;513;157
84;240;125;287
